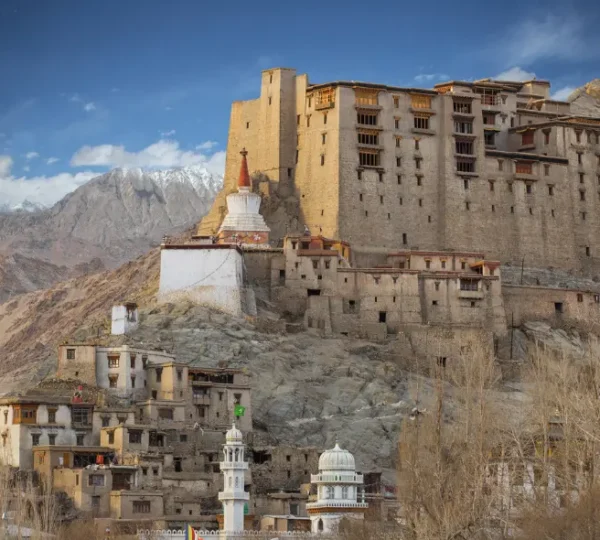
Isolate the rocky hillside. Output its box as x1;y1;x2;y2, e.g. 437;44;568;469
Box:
0;166;221;301
0;240;589;481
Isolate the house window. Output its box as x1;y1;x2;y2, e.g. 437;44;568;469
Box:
414;115;429;130
415;158;422;170
395;118;400;129
484;131;495;146
357;170;362;180
306;115;311;127
507;182;513;192
575;131;582;143
359;151;379;167
379;172;384;183
76;434;84;446
393;96;399;108
89;474;105;487
577;293;584;303
158;408;173;420
108;356;119;368
515;162;532;174
416;176;422;186
66;348;76;360
108;375;118;388
464;179;469;190
47;408;56;424
156;368;162;383
402;233;407;245
177;369;183;382
48;434;56;446
180;434;187;442
425;260;431;269
31;434;40;446
101;416;110;427
414;139;420;150
489;181;494;191
544;164;550;176
131;376;136;388
460;279;479;291
133;501;151;514
322;133;326;144
396;136;401;147
465;201;470;210
544;131;550;145
586;246;591;257
526;184;532;195
320;155;325;166
580;190;586;201
72;407;91;426
498;160;503;172
411;95;431;109
548;185;554;196
129;430;142;444
323;112;327;124
580;173;585;184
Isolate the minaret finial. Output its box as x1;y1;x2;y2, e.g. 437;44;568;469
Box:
238;148;251;188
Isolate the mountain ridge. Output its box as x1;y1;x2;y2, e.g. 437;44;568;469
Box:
0;166;221;301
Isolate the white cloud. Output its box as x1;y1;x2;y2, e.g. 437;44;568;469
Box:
0;171;98;207
160;129;176;137
499;15;592;65
0;155;13;177
196;141;218;151
69;93;82;103
47;157;59;165
495;67;536;81
551;86;577;101
25;151;39;160
83;102;96;112
70;139;226;175
414;73;448;84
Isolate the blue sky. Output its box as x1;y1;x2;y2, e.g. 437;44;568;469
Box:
0;0;599;206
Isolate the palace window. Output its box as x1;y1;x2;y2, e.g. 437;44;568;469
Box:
31;434;40;446
66;348;76;360
548;185;554;196
394;118;400;129
483;113;496;126
544;164;550;176
453;101;471;114
108;356;119;368
108;375;118;388
357;112;378;126
89;474;105;487
48;434;56;446
357;131;378;145
544;130;551;145
355;88;379;106
129;430;142;444
455;140;473;155
359;151;379;167
454;120;473;134
72;407;91;426
411;95;432;109
14;405;37;425
47;408;56;424
413;115;430;130
316;87;335;108
456;160;475;173
393;96;400;108
484;131;496;146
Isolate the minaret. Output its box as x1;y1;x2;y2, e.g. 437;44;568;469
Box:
219;424;249;535
217;149;270;246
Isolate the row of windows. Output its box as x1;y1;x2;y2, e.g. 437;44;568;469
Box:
30;433;85;446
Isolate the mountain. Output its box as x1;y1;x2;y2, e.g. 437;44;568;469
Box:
0;166;221;302
0;200;48;214
568;79;600;117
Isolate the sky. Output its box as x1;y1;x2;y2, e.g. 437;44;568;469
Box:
0;0;599;207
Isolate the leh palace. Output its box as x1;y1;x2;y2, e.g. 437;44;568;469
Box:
3;67;600;540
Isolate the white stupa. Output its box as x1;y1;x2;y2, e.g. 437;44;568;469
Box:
306;443;368;533
217;148;270;246
219;424;249;537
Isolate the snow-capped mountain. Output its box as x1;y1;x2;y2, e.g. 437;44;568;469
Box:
0;200;48;214
0;166;223;301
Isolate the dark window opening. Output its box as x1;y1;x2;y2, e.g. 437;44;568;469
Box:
379;312;387;323
555;302;564;314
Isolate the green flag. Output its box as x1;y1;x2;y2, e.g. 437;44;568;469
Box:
234;404;246;417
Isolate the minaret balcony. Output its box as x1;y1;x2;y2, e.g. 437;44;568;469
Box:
219;491;250;502
220;462;249;471
310;473;364;484
306;501;369;510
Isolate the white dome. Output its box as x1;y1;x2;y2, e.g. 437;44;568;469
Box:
226;423;243;443
318;443;356;472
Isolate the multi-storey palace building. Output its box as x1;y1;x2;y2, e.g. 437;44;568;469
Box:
199;68;600;273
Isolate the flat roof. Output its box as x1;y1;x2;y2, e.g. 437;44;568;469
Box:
161;243;243;254
485;149;569;164
33;445;110;453
307;80;438;96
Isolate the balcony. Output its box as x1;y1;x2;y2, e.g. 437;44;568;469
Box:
192;395;210;405
306;501;369;510
458;290;484;300
219;491;250;502
311;473;363;484
354;123;384;131
315;100;335;111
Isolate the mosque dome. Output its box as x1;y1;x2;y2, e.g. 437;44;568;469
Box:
318;443;356;472
226;423;243;444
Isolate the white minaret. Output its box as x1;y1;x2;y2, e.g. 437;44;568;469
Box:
307;443;368;533
219;424;249;535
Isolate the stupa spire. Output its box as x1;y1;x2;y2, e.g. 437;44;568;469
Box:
238;148;251;189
